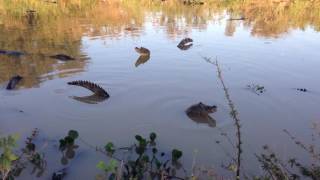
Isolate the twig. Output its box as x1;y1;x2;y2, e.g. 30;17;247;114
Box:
283;129;320;161
202;56;242;179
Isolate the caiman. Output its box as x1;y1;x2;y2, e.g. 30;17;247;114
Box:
177;38;193;50
186;102;217;127
67;80;110;98
6;75;23;90
135;47;150;56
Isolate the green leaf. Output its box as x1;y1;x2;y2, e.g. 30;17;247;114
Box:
97;161;108;171
152;148;158;154
149;132;157;142
64;136;75;145
135;135;143;142
142;155;149;163
172;149;183;162
104;142;115;154
1;158;11;169
135;146;145;155
155;159;161;169
68;130;79;139
7;152;18;161
106;159;118;173
26;143;36;152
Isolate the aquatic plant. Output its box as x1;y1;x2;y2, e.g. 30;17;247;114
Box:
253;126;320;180
96;132;186;180
59;130;79;165
0;134;19;180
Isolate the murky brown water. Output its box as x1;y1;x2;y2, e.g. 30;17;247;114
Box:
1;0;320;179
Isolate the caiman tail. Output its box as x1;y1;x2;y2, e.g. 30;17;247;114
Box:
67;80;110;98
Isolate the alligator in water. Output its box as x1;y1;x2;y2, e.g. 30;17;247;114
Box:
67;80;109;97
135;54;150;67
49;54;75;61
185;102;217;127
67;80;109;103
296;88;308;92
135;47;150;56
6;75;23;90
177;38;193;50
0;50;25;57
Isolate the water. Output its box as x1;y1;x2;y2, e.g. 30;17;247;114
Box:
0;1;320;179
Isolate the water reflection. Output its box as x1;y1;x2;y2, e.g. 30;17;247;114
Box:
135;55;150;67
0;5;89;88
70;94;108;104
186;113;217;128
0;0;319;89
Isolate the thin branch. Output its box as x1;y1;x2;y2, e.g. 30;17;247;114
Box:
202;56;242;179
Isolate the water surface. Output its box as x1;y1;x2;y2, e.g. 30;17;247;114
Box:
1;0;320;179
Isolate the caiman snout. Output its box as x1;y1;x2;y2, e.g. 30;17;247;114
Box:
206;105;217;113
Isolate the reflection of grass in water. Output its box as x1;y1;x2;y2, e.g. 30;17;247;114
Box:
1;0;320;38
0;0;97;18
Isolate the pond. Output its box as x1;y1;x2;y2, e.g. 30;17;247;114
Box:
1;0;320;179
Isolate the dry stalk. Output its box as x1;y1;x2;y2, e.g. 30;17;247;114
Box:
202;56;242;179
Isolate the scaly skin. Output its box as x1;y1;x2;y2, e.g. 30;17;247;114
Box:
135;47;150;56
67;80;109;98
177;38;193;50
185;102;217;127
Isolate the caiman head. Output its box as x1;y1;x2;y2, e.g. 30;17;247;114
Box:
198;102;217;113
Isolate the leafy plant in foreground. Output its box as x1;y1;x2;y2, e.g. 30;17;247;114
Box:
96;132;185;180
59;130;79;165
0;134;19;180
